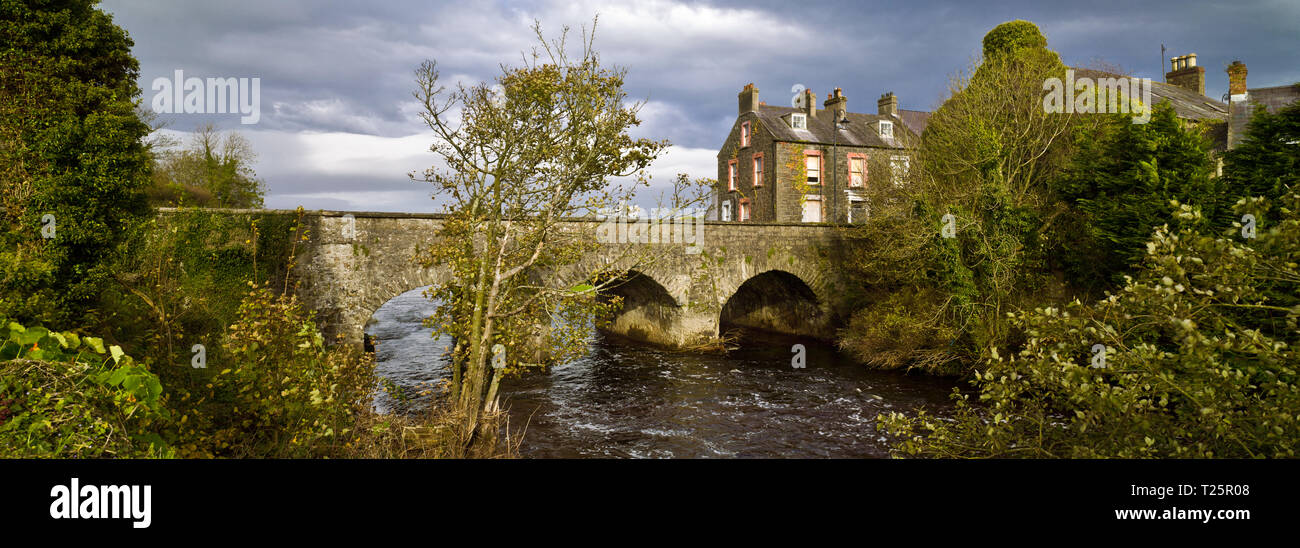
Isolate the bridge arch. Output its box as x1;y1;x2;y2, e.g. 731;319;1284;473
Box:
719;269;831;339
597;269;696;347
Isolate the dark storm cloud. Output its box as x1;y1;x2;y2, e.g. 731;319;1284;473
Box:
100;0;1299;211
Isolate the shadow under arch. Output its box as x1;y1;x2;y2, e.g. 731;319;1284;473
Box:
720;269;828;339
595;269;684;347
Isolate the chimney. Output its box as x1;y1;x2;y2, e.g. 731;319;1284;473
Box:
1227;60;1248;97
803;88;817;118
877;92;898;117
823;87;847;120
738;83;759;115
1165;53;1206;96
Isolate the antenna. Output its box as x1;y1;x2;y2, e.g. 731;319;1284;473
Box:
1161;44;1167;82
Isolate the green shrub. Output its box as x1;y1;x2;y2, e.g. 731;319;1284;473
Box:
880;191;1300;458
982;20;1049;58
0;319;171;458
200;285;377;457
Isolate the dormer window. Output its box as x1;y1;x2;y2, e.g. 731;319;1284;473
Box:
790;113;807;130
878;120;894;139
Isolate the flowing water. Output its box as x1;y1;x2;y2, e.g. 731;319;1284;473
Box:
366;287;961;458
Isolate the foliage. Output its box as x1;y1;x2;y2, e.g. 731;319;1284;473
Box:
0;0;153;327
147;124;266;208
1222;90;1300;220
839;20;1089;373
981;20;1050;59
411;17;707;441
0;318;171;458
880;191;1300;458
838;287;964;373
193;285;376;458
99;208;302;375
1052;101;1224;293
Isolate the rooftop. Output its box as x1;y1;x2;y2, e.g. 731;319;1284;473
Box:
749;104;918;149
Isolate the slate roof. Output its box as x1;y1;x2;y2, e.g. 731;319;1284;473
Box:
899;109;932;135
1073;68;1228;121
1229;84;1300;149
1245;84;1300;114
750;104;917;149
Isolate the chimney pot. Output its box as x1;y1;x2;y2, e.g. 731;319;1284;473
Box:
823;87;848;119
738;83;760;115
877;91;898;117
1227;60;1248;96
1165;53;1206;96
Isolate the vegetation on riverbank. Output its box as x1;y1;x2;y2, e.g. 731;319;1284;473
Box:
852;20;1300;457
0;1;510;458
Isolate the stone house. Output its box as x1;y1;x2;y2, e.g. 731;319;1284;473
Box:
1225;60;1300;149
1075;53;1231;152
715;84;928;224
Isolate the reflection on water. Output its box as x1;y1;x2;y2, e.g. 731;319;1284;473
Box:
365;287;449;415
367;286;959;458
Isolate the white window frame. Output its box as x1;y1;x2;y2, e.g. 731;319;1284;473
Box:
878;120;894;139
801;194;822;223
846;192;868;224
721;201;733;222
790;113;807;130
805;154;821;185
890;154;910;185
848;156;866;188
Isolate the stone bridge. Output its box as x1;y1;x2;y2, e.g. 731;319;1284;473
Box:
185;209;864;350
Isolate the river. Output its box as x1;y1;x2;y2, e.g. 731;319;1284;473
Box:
366;286;961;458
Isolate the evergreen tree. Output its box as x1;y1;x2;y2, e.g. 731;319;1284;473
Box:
1222;89;1300;218
1053;101;1221;293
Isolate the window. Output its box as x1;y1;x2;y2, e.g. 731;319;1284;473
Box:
790;113;807;129
848;154;866;188
848;195;868;224
728;159;737;191
801;195;822;223
752;153;764;186
878;120;893;138
740;121;751;147
739;199;751;221
804;151;821;185
890;155;910;184
721;201;732;221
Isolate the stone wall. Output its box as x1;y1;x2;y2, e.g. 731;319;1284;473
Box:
162;209;863;350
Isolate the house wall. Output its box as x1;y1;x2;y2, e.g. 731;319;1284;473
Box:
717;114;909;223
716;112;779;222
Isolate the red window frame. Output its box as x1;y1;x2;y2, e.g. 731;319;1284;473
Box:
752;152;764;187
727;159;737;191
847;152;867;188
739;198;751;221
740;121;751;148
804;149;822;185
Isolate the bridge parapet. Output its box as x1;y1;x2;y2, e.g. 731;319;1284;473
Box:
157;208;863;349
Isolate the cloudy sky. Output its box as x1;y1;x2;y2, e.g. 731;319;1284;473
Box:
100;0;1300;212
